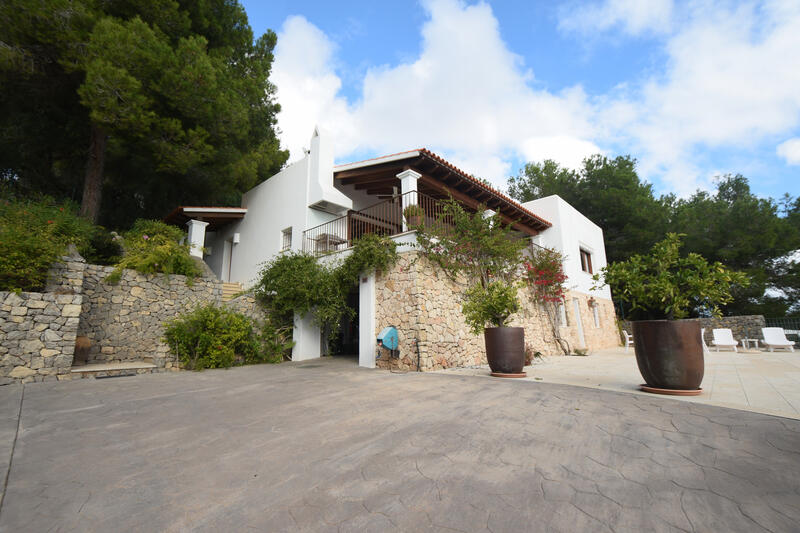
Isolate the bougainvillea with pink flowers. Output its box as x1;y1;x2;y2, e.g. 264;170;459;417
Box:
524;245;571;355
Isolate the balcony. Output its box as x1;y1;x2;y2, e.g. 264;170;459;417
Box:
302;191;448;254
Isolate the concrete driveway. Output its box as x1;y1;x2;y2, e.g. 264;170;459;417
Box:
0;357;799;532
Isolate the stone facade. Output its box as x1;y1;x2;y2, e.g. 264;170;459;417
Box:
622;315;767;345
78;264;223;368
0;291;81;384
374;252;620;371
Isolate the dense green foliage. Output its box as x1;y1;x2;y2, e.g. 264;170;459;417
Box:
107;220;201;283
416;198;529;287
255;234;399;340
595;234;749;321
509;156;670;265
0;196;119;291
0;0;287;225
416;199;528;331
508;158;799;316
255;252;346;336
669;176;799;316
461;282;520;335
163;304;287;370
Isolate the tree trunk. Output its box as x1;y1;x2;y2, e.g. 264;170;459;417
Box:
79;124;106;223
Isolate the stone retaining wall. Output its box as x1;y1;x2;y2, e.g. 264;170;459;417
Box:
1;251;272;383
375;252;620;371
622;315;766;345
0;291;81;384
78;264;223;367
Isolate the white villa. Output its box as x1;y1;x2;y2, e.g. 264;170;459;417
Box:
165;129;619;370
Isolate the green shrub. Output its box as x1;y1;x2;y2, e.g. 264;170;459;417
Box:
337;233;398;286
254;252;343;326
109;219;202;282
259;316;295;364
461;281;520;335
595;233;749;320
0;197;116;292
254;233;399;341
163;305;275;370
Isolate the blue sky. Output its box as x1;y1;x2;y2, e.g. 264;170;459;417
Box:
242;0;799;201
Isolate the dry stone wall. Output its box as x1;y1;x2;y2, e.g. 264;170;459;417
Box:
622;315;767;346
78;265;223;368
375;251;620;371
1;250;270;384
0;291;81;384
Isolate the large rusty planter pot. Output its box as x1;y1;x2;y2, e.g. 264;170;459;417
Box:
484;327;525;374
632;320;704;390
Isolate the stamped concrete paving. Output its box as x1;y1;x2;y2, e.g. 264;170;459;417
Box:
0;358;799;532
443;348;800;419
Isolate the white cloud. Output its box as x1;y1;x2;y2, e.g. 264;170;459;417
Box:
271;16;354;162
520;136;602;170
272;0;800;195
608;1;800;191
271;1;599;187
558;0;674;36
777;138;800;165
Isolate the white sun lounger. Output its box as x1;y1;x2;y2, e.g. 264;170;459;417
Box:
762;327;796;352
623;330;633;352
711;328;739;352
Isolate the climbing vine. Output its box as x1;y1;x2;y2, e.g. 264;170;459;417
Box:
254;233;398;341
524;245;570;355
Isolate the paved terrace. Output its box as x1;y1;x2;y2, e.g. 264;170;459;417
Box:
443;348;800;420
0;358;798;532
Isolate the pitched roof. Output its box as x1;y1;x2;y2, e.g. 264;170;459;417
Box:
335;148;551;232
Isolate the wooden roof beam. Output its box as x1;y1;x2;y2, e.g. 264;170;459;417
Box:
419;176;536;235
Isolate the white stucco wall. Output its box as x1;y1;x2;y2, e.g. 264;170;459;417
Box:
204;130;351;287
522;195;611;299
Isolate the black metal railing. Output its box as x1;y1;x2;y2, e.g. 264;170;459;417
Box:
302;191;450;254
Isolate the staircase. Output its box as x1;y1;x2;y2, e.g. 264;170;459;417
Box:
222;282;243;302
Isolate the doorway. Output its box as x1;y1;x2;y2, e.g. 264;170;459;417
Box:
331;285;359;356
222;240;233;282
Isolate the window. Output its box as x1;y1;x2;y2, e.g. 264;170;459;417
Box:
580;248;593;274
558;303;568;327
281;227;292;252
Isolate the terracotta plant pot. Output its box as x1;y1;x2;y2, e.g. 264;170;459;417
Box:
484;327;525;374
632;320;704;390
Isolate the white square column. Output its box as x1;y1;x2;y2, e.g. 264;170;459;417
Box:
293;312;322;361
186;219;209;258
358;272;376;368
397;169;421;232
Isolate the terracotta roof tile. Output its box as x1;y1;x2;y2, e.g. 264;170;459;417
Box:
416;148;551;229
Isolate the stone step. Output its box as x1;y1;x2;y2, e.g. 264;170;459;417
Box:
221;282;243;302
70;361;157;379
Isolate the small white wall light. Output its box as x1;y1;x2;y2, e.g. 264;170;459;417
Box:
232;233;240;244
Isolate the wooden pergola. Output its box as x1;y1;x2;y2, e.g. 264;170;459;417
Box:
334;148;551;235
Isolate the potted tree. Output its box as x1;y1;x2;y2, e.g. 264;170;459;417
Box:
403;204;425;228
594;233;748;394
416;199;529;376
462;282;524;375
